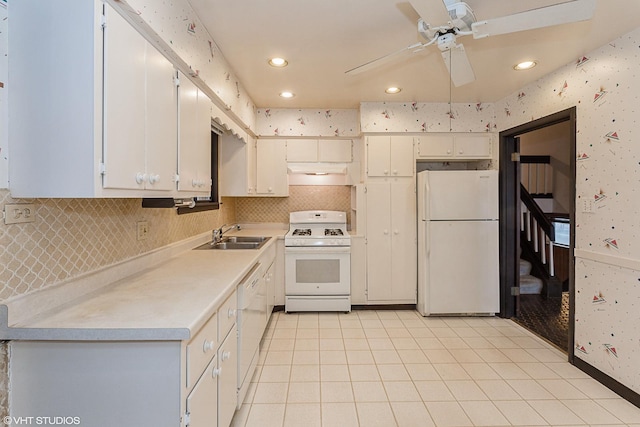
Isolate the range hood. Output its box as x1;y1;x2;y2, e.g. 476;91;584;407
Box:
287;163;348;175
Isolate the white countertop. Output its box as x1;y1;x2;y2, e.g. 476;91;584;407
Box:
0;228;285;342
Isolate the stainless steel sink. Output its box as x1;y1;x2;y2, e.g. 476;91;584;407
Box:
194;236;271;250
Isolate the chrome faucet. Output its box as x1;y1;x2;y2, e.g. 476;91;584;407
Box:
212;224;240;243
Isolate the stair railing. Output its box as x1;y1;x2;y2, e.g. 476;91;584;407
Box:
521;155;553;196
521;184;556;277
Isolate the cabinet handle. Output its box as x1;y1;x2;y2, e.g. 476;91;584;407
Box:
446;150;451;154
393;230;399;235
268;187;273;192
383;229;389;235
148;174;160;184
222;350;231;361
135;172;147;184
393;170;398;175
203;339;215;353
227;308;236;318
459;150;464;154
383;169;389;175
212;367;221;378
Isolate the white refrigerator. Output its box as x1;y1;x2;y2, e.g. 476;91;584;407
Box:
417;170;500;316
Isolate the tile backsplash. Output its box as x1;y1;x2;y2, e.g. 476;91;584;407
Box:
235;186;352;225
0;189;236;302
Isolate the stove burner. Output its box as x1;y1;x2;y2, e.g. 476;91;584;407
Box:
324;228;344;236
292;229;312;236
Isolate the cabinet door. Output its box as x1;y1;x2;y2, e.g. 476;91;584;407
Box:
256;139;288;195
416;135;454;159
145;46;177;191
185;355;218;426
389;136;414;176
365;182;392;301
318;139;352;162
102;6;146;190
390;179;417;302
217;330;237;427
454;135;491;158
178;75;211;194
265;261;276;318
287;139;318;162
366;136;391;177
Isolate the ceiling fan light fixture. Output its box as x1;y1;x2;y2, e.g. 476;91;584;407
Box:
385;87;402;94
279;91;295;98
514;60;537;71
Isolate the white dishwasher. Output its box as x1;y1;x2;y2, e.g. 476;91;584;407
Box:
237;262;267;408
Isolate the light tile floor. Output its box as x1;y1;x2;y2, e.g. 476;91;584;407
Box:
231;310;640;427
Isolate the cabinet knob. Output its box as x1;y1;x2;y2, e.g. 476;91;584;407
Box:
135;172;147;184
268;187;273;192
383;170;389;175
393;230;399;235
148;174;160;184
459;150;464;154
222;351;231;361
383;229;389;235
446;150;451;154
228;308;236;318
393;170;398;175
203;339;215;353
212;367;221;378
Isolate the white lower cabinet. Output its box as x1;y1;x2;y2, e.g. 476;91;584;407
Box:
9;290;239;427
365;179;417;303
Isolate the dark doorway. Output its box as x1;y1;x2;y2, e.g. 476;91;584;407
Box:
498;107;576;361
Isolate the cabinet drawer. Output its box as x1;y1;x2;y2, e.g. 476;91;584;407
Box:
218;290;237;339
186;312;218;389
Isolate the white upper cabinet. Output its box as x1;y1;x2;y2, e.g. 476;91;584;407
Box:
416;133;493;160
8;1;211;198
103;7;177;193
219;135;257;196
256;139;288;196
177;73;212;195
366;135;414;177
286;139;352;163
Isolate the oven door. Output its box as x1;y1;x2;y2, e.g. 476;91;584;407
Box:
285;246;351;295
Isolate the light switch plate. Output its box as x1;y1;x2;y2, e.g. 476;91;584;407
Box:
3;204;36;224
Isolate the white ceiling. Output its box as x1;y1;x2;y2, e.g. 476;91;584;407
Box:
188;0;640;109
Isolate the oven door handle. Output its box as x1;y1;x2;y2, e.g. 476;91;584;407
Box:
284;246;351;254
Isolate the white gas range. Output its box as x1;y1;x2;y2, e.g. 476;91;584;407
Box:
284;211;351;313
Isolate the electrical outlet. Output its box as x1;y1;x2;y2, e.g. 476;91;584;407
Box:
137;221;149;241
3;204;36;225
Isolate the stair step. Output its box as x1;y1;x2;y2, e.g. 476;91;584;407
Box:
519;259;532;276
520;275;543;295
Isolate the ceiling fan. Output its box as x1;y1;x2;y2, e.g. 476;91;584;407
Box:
346;0;597;86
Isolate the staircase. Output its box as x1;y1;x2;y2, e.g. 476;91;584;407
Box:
519;156;563;298
519;259;543;294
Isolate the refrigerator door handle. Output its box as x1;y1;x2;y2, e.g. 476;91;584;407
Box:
424;175;430;222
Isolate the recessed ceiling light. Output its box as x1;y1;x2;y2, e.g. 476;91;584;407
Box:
269;57;288;67
280;91;295;98
514;60;537;71
385;87;402;94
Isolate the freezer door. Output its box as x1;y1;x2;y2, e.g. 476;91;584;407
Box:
425;220;499;315
425;170;498;220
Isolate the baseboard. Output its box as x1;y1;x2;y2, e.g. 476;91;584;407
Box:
273;304;417;312
573;357;640;408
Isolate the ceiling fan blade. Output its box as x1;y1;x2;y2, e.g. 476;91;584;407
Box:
441;44;475;87
409;0;451;27
471;0;596;39
345;42;425;75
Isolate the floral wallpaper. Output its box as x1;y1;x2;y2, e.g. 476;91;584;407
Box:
115;0;256;132
255;108;359;137
494;27;640;392
360;101;497;133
